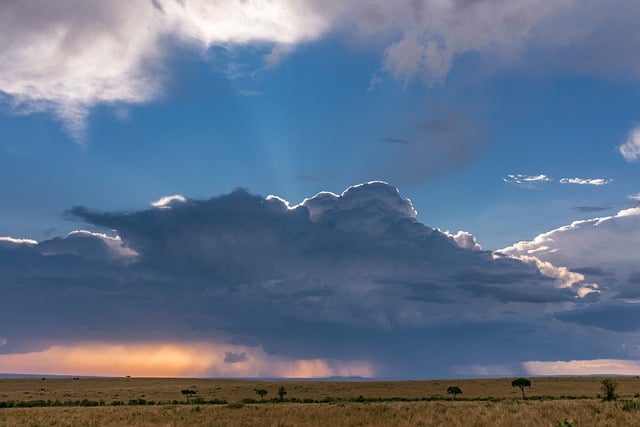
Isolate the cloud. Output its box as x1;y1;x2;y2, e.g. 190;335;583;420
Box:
1;181;619;377
380;137;410;145
0;0;330;139
367;0;564;85
620;126;640;162
499;206;640;302
223;351;248;364
151;194;188;209
0;341;372;378
441;230;481;251
502;174;552;186
0;236;38;246
524;359;640;376
629;193;640;203
559;177;612;186
5;1;640;137
573;206;611;213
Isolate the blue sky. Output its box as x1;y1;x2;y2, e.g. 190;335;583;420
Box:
1;0;640;378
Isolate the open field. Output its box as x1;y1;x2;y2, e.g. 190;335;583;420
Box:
3;400;640;426
2;376;640;402
1;377;640;426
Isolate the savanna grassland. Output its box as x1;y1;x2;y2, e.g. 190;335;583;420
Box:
1;377;640;426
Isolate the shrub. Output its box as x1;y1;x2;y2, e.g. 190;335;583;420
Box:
601;378;618;401
226;401;244;409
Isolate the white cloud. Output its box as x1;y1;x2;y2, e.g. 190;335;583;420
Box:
0;236;38;245
559;177;612;186
524;359;640;376
441;230;481;251
0;0;331;139
629;193;640;202
499;206;640;288
67;230;138;259
151;194;187;208
503;174;552;185
5;1;640;137
620;126;640;162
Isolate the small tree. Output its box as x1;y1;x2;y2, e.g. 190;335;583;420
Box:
446;386;462;400
511;378;531;399
277;386;287;401
254;388;268;401
601;378;618;401
181;389;197;403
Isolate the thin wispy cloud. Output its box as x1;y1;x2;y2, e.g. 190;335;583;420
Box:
559;177;612;186
503;174;552;186
573;206;610;213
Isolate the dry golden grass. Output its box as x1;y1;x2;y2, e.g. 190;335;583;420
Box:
2;400;640;426
1;376;639;403
2;377;640;426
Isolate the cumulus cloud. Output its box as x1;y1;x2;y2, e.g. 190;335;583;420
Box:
2;181;622;377
629;193;640;203
502;174;552;186
559;177;612;186
441;230;481;251
499;206;640;306
4;1;640;137
620;126;640;162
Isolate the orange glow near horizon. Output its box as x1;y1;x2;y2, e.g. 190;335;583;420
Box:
524;359;640;376
0;342;374;378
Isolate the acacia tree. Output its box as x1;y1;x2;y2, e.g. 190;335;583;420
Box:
254;388;268;401
601;378;618;401
180;389;197;403
511;378;531;399
277;386;287;401
446;386;462;400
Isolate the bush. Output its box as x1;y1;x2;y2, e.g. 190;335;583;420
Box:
601;378;618;401
226;402;244;409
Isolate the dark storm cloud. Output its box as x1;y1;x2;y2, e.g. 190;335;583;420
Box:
0;182;626;377
556;303;640;332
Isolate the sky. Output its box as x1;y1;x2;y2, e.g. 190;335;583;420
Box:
0;0;639;379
